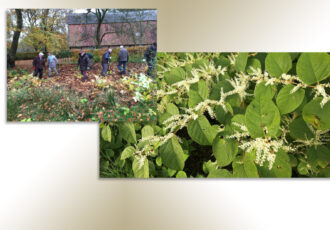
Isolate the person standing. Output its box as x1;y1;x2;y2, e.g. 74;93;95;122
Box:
86;52;94;70
47;52;59;78
32;52;46;79
143;42;157;77
117;45;129;75
77;49;90;82
101;48;112;76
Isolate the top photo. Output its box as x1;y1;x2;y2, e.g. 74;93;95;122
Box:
6;8;157;122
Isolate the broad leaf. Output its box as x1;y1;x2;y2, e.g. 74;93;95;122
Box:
120;146;135;160
276;84;305;114
257;150;292;178
159;137;185;170
132;157;149;178
101;125;111;142
119;122;137;144
245;97;280;138
213;138;238;167
302;97;330;130
254;82;276;100
164;67;185;85
297;53;330;84
235;53;249;72
141;125;154;138
188;80;209;107
289;117;314;140
187;115;218;145
208;169;233;178
265;53;292;78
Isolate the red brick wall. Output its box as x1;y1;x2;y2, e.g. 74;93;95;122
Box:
68;21;157;48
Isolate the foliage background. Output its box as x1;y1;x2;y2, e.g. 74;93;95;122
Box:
100;52;330;178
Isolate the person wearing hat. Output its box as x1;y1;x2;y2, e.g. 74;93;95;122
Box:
143;42;157;77
101;48;112;76
32;52;46;79
47;52;59;78
117;45;129;75
77;48;90;82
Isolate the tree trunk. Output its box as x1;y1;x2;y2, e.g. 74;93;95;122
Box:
7;9;23;68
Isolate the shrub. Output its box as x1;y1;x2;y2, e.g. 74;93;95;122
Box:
100;52;330;178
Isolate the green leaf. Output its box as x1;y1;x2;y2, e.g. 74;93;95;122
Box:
100;159;109;171
120;146;135;160
246;57;261;74
166;103;179;115
187;115;217;145
319;167;330;177
302;97;330;130
207;169;233;178
164;67;185;85
245;97;280;138
119;122;137;144
214;56;230;68
257;150;292;178
156;156;162;167
307;146;330;169
101;125;112;142
254;82;276;100
159;137;185;170
176;171;187;178
276;84;305;114
289;117;314;140
132;157;149;178
167;168;177;177
232;157;259;178
297;162;309;175
235;53;249;72
188;80;209;107
213;138;238;167
265;53;292;78
141;125;154;138
297;53;330;84
203;160;218;174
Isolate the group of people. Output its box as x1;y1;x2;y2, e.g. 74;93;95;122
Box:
32;42;157;82
32;52;58;79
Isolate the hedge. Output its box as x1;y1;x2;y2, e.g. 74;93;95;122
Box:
15;46;148;62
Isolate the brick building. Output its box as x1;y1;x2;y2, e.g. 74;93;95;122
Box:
67;10;157;49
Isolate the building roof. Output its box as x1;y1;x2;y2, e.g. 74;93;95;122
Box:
67;10;157;25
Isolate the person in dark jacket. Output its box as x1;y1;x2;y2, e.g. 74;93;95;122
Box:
101;48;112;76
86;52;94;70
117;45;129;75
32;52;46;79
77;49;90;82
143;42;157;76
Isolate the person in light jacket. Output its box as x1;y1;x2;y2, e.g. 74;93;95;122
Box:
32;52;46;79
47;52;59;77
117;45;129;75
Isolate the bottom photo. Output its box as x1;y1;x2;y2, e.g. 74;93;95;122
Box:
100;52;330;178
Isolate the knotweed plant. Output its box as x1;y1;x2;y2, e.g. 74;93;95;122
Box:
100;52;330;178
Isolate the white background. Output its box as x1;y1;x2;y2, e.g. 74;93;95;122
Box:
1;1;330;229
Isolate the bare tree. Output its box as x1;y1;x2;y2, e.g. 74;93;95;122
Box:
7;9;23;68
90;9;117;48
